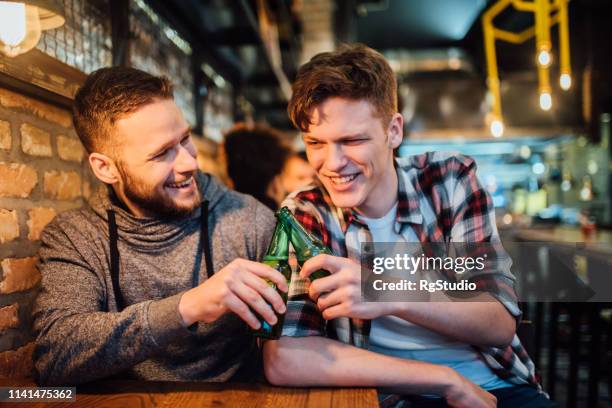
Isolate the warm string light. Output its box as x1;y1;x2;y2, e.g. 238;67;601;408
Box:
537;49;551;67
490;119;504;138
560;73;572;90
483;0;572;128
539;92;552;111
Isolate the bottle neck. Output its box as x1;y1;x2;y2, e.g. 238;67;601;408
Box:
278;207;317;248
265;221;289;259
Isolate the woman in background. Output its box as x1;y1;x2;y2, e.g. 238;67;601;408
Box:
223;124;314;210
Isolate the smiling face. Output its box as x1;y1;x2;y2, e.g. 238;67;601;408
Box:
303;98;403;218
111;98;201;218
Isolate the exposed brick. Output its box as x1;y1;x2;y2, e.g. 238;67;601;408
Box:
0;162;38;198
57;135;84;162
0;342;35;378
20;123;52;157
43;170;81;200
0;119;10;150
0;303;19;332
0;209;19;243
0;88;71;128
0;257;40;294
27;207;56;241
82;180;91;200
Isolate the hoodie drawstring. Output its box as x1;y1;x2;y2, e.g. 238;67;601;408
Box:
107;201;214;312
107;209;124;311
201;200;214;280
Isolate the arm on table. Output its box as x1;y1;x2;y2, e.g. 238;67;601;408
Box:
263;335;488;403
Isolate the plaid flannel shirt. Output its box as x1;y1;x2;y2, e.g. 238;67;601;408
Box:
280;152;538;389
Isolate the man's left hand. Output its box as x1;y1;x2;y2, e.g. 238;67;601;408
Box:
300;254;388;320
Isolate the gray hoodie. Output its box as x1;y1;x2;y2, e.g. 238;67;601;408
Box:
32;172;275;386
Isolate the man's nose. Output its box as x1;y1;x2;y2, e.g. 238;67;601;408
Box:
324;144;347;172
175;144;198;173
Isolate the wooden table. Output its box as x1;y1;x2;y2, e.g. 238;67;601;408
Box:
0;379;378;407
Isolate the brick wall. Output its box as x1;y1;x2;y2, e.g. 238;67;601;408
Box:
0;87;92;379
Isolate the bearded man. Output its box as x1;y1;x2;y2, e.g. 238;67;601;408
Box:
33;67;286;386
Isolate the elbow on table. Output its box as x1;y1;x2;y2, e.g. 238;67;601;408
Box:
263;339;297;386
33;356;67;387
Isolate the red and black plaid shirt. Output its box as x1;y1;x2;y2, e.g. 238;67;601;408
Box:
280;152;539;389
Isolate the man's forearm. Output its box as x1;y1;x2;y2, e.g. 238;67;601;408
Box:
387;297;516;348
263;336;459;396
34;294;187;385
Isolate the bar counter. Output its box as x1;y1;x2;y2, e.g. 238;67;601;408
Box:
514;225;612;256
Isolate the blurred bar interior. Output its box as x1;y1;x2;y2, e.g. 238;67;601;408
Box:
0;0;611;407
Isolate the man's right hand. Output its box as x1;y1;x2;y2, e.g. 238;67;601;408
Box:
178;259;288;328
445;370;497;408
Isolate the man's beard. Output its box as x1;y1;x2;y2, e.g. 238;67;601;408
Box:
116;164;201;219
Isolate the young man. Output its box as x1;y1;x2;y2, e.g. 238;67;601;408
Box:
263;45;555;408
33;67;288;386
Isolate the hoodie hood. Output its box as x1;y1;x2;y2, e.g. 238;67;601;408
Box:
88;171;228;251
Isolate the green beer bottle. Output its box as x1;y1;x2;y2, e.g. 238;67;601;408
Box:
277;207;332;281
253;220;291;339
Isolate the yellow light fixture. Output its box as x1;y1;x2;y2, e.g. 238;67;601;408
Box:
482;0;572;132
557;0;571;90
0;0;64;58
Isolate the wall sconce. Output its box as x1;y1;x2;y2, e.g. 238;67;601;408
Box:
0;0;64;58
482;0;572;137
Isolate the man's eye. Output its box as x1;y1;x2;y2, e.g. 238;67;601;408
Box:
153;150;169;159
306;140;320;146
345;139;366;145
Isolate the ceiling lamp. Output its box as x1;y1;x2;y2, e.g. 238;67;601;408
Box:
482;0;572;135
0;0;64;58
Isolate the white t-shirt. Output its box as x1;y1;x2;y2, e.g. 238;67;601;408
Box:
358;203;512;391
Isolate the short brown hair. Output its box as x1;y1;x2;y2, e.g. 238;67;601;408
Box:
72;67;174;154
288;44;397;132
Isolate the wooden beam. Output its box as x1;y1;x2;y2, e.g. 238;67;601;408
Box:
110;0;130;66
0;49;86;106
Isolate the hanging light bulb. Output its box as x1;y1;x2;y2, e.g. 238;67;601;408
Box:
560;73;572;91
537;49;552;68
0;1;64;58
539;92;552;111
490;118;504;138
0;2;27;47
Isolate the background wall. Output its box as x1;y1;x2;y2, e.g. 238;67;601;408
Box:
0;87;92;378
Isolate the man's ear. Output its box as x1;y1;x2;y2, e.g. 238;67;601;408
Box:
387;113;404;149
88;152;119;185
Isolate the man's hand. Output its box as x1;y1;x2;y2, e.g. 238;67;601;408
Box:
445;370;497;408
178;259;288;328
301;254;388;320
